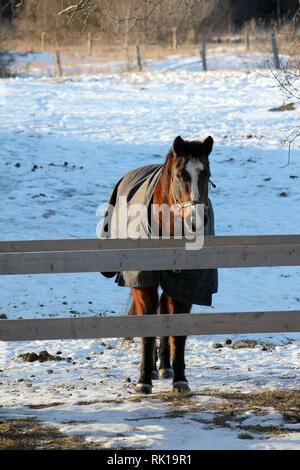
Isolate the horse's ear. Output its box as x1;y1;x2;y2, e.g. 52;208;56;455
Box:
173;136;185;156
203;136;214;155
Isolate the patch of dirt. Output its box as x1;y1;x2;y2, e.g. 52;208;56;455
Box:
209;338;275;350
229;339;274;350
230;339;258;348
269;102;296;112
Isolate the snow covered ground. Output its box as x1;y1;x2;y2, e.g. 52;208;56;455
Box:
0;49;300;450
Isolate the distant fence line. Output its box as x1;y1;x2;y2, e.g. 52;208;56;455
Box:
39;31;281;76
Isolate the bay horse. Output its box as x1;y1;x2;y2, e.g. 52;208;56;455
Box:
101;135;217;394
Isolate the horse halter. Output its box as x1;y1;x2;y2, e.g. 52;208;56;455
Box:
171;177;216;212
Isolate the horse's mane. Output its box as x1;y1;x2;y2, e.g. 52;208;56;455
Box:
160;148;174;183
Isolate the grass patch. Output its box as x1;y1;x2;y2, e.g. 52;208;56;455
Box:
1;390;298;448
148;391;195;403
130;389;300;419
129;389;300;440
210;390;300;420
27;402;65;409
238;432;254;440
0;419;105;450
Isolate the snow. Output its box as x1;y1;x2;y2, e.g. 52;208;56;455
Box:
0;49;300;450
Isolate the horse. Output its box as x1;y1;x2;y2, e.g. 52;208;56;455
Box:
100;135;217;394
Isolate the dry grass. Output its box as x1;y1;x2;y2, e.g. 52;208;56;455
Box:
0;418;105;450
208;390;300;420
1;390;299;448
146;389;300;440
146;389;300;415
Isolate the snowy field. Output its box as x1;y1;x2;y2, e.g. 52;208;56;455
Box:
0;49;300;450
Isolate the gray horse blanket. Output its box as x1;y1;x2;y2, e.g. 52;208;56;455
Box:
100;164;218;306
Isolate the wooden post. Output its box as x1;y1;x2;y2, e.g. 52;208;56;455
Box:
87;32;92;54
201;38;207;71
55;51;63;77
124;38;130;72
245;25;250;52
41;32;46;52
172;27;177;50
136;45;142;71
124;25;129;72
271;33;280;69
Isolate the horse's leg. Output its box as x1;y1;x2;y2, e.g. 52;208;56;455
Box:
124;297;158;378
152;339;159;380
126;295;158;378
168;297;192;393
123;298;136;343
157;293;173;379
131;285;159;394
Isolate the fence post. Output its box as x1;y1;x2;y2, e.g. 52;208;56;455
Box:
271;33;280;69
201;38;207;71
87;32;92;54
245;25;250;52
172;27;177;50
136;45;142;71
124;4;130;72
41;32;46;52
55;51;63;77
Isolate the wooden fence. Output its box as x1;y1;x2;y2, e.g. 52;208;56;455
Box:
44;32;281;76
0;235;299;341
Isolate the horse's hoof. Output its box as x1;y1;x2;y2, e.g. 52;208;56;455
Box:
152;370;159;380
172;381;190;393
158;368;174;379
135;383;152;394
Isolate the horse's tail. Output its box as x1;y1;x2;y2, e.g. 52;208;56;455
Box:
128;297;136;316
122;293;135;343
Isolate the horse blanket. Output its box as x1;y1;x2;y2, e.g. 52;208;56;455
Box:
100;164;218;306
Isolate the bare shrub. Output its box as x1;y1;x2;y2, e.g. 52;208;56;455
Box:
7;0;234;47
269;3;300;162
0;50;13;77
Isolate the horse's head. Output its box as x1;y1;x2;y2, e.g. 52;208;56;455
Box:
171;135;214;232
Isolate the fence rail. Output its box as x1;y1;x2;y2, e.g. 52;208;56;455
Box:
0;311;299;342
1;235;300;275
0;235;299;341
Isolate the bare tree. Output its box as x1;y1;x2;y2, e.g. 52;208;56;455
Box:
56;0;228;42
58;0;194;35
270;2;300;164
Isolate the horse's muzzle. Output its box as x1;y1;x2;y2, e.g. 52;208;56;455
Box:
186;203;207;234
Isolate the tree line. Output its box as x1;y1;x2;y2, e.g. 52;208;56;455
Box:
0;0;299;45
